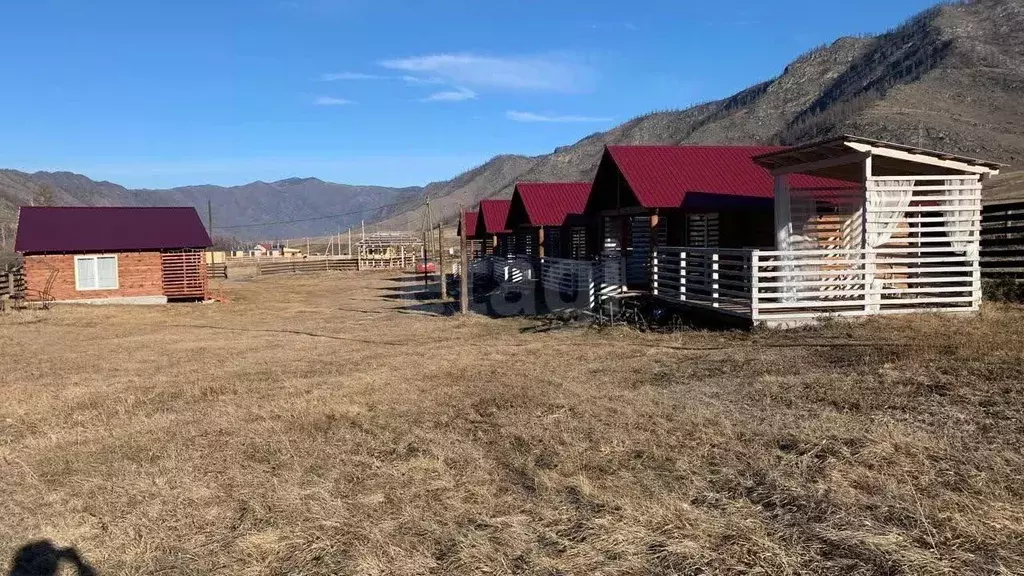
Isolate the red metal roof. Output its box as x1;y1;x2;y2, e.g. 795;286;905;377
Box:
476;199;512;235
15;206;213;253
457;211;479;238
604;145;851;208
511;182;592;227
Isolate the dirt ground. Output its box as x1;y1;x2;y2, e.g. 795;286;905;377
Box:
2;271;1023;575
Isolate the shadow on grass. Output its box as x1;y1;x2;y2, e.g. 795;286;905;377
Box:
7;541;96;576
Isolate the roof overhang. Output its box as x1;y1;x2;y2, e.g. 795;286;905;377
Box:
754;135;1004;180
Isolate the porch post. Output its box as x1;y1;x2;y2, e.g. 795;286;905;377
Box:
863;156;876;312
650;210;659;297
680;249;687;302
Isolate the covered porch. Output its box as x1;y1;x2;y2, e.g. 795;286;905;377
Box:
650;136;1002;327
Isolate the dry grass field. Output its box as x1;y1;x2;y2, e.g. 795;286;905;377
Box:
2;272;1024;575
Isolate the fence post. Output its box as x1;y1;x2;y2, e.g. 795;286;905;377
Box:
712;252;720;308
652;248;659;297
750;250;759;322
680;250;686;302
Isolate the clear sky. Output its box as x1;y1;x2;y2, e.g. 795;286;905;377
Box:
0;0;938;189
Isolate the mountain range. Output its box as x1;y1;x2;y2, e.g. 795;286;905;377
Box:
1;0;1022;246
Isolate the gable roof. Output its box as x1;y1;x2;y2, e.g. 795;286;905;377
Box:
596;145;851;209
15;206;213;253
475;199;512;235
754;134;1004;175
508;182;592;228
457;211;479;238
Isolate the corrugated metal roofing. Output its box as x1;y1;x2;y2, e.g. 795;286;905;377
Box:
605;145;850;208
512;182;592;227
15;206;213;253
457;211;479;238
476;199;512;235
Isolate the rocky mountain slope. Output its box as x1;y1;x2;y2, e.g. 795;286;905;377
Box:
2;0;1022;246
378;0;1024;230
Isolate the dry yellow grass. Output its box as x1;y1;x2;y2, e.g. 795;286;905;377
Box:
2;272;1024;575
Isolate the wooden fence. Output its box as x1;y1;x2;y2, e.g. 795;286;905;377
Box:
256;257;360;276
208;262;228;279
0;264;25;300
981;201;1024;279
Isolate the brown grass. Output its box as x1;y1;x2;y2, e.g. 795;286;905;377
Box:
2;272;1024;575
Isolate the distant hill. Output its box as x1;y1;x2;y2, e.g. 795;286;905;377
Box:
3;0;1023;248
0;170;424;243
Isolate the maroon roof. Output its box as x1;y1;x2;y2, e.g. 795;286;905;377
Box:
509;182;592;227
457;211;479;238
15;206;213;253
602;145;851;208
475;199;512;235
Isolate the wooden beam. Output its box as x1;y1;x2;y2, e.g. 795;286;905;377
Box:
770;151;870;176
845;141;999;175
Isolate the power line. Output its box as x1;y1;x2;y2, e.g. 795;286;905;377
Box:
215;195;423;230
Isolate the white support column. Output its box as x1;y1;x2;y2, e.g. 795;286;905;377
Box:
863;155;877;313
750;250;760;322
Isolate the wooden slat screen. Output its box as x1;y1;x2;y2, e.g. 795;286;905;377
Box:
161;250;208;299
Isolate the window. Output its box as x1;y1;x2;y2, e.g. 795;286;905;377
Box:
74;255;118;290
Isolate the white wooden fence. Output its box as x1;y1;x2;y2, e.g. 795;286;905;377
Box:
653;245;979;325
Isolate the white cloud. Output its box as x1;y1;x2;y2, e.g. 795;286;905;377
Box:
505;110;612;123
314;96;354;105
420;87;477;102
401;75;446;85
380;53;596;93
321;71;384;81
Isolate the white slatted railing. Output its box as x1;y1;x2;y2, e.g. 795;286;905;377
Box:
653;245;980;324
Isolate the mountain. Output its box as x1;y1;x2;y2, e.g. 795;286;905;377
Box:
376;0;1024;229
2;0;1023;248
0;170;424;243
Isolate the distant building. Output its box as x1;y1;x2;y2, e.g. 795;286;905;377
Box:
15;206;212;304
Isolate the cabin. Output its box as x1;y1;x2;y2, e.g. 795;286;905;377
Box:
15;206;212;304
636;136;1002;326
474;199;513;256
584;145;846;291
456;210;483;258
505;182;591;260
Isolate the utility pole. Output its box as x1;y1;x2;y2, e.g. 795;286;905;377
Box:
460;209;469;314
207;199;213;239
438;222;446;299
361;220;365;242
421;197;431;288
347;228;352;257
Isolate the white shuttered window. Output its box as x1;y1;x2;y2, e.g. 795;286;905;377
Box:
74;255;119;290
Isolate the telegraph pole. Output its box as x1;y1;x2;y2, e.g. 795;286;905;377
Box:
438;222;446;299
421;197;431;288
460;209;469;314
207;199;213;238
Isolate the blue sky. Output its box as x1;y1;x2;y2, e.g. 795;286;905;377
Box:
0;0;938;189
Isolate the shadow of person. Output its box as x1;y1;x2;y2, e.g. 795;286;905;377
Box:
7;540;96;576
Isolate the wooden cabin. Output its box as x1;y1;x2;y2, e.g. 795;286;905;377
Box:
456;210;483;258
15;206;212;304
638;136;1002;326
474;199;513;256
584;145;841;291
505;182;591;260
